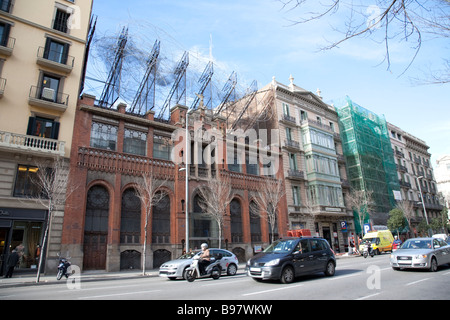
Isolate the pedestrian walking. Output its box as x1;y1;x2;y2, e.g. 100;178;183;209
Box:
4;249;20;278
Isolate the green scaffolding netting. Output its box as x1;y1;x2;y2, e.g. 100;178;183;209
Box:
335;96;401;234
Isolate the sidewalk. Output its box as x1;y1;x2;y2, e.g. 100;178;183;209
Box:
0;268;158;289
0;256;357;289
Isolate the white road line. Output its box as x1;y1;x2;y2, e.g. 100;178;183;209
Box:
355;292;381;300
406;278;430;286
328;272;363;281
242;284;304;296
78;289;161;299
57;284;144;293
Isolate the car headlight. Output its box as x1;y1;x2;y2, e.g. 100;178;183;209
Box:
265;259;280;267
415;254;427;259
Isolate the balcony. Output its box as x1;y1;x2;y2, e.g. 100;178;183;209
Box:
28;86;69;112
0;37;15;56
36;47;74;74
283;139;300;151
399;180;411;189
287;169;305;181
395;150;404;158
0;131;65;157
300;118;334;133
280;114;297;126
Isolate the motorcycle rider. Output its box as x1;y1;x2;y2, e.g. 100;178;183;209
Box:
198;243;211;275
364;239;373;256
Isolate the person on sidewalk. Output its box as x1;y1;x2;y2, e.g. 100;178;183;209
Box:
4;249;20;278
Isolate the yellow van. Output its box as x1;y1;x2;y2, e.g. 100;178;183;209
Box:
359;230;394;255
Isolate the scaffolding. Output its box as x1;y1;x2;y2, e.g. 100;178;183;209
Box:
335;96;400;232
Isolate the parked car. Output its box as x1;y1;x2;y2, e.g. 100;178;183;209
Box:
159;248;239;280
390;237;450;272
247;237;336;284
432;234;449;242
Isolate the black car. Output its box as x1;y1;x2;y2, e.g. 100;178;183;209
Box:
247;237;336;283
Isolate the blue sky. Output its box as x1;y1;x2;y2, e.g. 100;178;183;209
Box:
85;0;450;167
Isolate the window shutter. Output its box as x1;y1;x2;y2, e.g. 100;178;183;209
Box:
26;117;36;135
51;121;60;139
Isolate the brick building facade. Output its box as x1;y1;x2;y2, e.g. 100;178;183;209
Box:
61;94;288;272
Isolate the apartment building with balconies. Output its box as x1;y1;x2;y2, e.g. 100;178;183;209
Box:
231;76;353;253
0;0;92;274
388;122;443;235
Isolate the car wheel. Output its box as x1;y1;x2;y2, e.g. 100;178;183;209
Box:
429;257;438;272
280;266;294;284
227;264;237;276
324;261;335;277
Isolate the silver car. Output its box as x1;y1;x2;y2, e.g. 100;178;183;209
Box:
159;248;239;280
390;237;450;272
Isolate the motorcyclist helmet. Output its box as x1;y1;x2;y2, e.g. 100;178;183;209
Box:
201;243;208;249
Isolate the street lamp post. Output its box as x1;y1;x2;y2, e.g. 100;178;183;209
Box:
416;176;432;236
181;109;194;254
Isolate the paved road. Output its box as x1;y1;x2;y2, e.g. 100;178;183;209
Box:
1;254;449;301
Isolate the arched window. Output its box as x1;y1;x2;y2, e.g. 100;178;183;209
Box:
84;185;109;270
152;193;170;244
230;199;243;243
120;188;141;244
250;201;261;242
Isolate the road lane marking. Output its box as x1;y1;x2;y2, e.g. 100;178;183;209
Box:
406;278;430;286
242;284;304;296
355;292;381;300
57;284;145;293
78;289;161;299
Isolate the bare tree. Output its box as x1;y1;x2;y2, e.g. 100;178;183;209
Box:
279;0;450;81
346;188;374;237
303;187;320;229
133;170;167;276
31;157;74;283
395;199;415;238
252;178;286;243
197;173;233;249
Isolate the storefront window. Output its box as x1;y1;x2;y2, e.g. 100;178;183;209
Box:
10;221;43;269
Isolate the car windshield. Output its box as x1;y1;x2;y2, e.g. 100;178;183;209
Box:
177;251;199;259
401;239;432;250
263;239;297;254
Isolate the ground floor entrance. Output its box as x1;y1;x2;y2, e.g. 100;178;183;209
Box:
0;208;47;276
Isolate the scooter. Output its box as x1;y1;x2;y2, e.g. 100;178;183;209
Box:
185;254;222;282
56;255;72;280
363;242;374;258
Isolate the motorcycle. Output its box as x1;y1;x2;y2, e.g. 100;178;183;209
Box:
185;254;222;282
56;254;72;280
363;242;374;258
